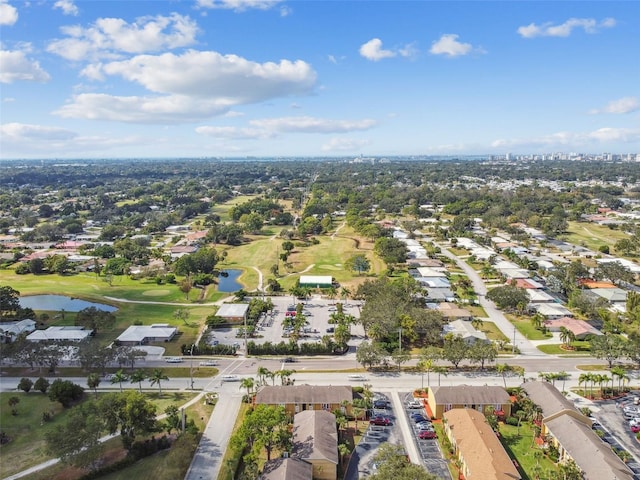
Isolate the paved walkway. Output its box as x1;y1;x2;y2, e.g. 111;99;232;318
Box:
184;391;243;480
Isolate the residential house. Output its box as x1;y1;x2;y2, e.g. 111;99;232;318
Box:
443;408;521;480
530;303;573;319
292;410;338;480
443;320;488;344
116;324;178;346
427;385;511;419
437;302;473;321
521;381;632;480
27;326;93;342
255;385;353;417
543;317;602;340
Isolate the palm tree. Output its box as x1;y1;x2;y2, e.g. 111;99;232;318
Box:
257;366;270;386
417;359;433;390
559;327;570;348
240;377;255;402
129;370;147;392
110;369;128;392
337;443;350;467
87;373;101;398
149;368;169;395
610;366;628;395
578;373;589;396
433;365;448;387
597;374;611;398
496;363;511;388
340;287;351;305
471;317;484;331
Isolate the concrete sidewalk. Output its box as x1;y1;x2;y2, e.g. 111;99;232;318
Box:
184;391;244;480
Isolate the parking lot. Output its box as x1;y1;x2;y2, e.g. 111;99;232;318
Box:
592;391;640;479
206;295;364;352
400;392;451;480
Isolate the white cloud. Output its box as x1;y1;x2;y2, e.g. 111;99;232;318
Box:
195;126;274;139
3;96;16;102
54;93;232;123
359;38;396;61
491;127;640;149
0;0;18;26
517;17;616;38
61;48;317;123
0;48;51;83
249;116;377;133
1;122;76;141
47;13;199;61
279;5;292;17
430;34;481;57
321;137;371;152
196;0;282;11
590;96;640;115
53;0;78;16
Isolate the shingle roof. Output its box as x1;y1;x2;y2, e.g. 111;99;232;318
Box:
255;385;353;405
260;458;313;480
521;381;577;418
430;385;510;406
444;409;521;480
293;410;338;464
544;415;633;480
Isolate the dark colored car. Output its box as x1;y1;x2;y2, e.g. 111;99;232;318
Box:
370;415;391;426
373;400;389;409
412;415;430;423
419;430;436;439
282;357;297;363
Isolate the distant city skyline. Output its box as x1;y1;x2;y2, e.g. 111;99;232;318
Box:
1;0;638;159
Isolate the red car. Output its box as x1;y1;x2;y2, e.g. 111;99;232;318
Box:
631;425;640;433
370;415;391;426
419;430;436;439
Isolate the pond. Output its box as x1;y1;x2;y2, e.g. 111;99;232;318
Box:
218;269;243;292
19;295;118;312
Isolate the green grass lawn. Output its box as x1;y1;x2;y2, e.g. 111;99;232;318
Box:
509;316;552;341
498;422;559;480
0;390;208;479
537;342;592;355
564;221;630;255
479;321;510;342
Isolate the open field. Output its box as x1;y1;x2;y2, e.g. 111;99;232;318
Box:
564;221;630;254
498;422;559;480
0;391;205;479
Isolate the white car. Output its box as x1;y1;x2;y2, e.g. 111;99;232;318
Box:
165;357;183;363
221;375;240;382
348;374;367;381
199;360;219;366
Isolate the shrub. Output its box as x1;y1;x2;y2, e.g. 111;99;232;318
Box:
18;377;33;393
505;416;519;426
34;377;50;394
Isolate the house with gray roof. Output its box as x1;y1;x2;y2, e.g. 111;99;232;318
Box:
260;458;312;480
292;410;338;480
255;385;353;417
27;326;93;343
522;381;632;480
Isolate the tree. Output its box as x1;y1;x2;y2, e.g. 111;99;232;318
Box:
373;237;408;266
75;307;116;334
87;373;101;398
486;285;529;311
590;334;626;368
468;342;497;370
230;404;291;463
345;254;371;275
281;240;294;253
173;308;191;325
163;404;181;434
129;370;147;392
8;396;20;415
48;379;84;408
240;377;255;402
99;391;158;451
442;334;469;368
34;376;49;394
45;403;104;470
149;368;169;395
369;443;438;480
111;369;128;392
496;363;511;388
390;348;411;372
356;341;385;370
17;377;33;393
0;285;21;319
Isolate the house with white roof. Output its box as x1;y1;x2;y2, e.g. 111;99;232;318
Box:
117;324;178;346
27;326;93;343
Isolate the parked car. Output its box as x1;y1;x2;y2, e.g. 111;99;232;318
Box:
418;430;437;439
412;414;430;423
416;422;435;431
373;400;389;409
406;400;422;409
370;415;391;426
632;425;640;433
326;327;335;333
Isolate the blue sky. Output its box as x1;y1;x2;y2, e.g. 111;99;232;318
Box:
1;0;638;159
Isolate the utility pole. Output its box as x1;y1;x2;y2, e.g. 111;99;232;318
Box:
189;344;195;390
512;326;516;354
